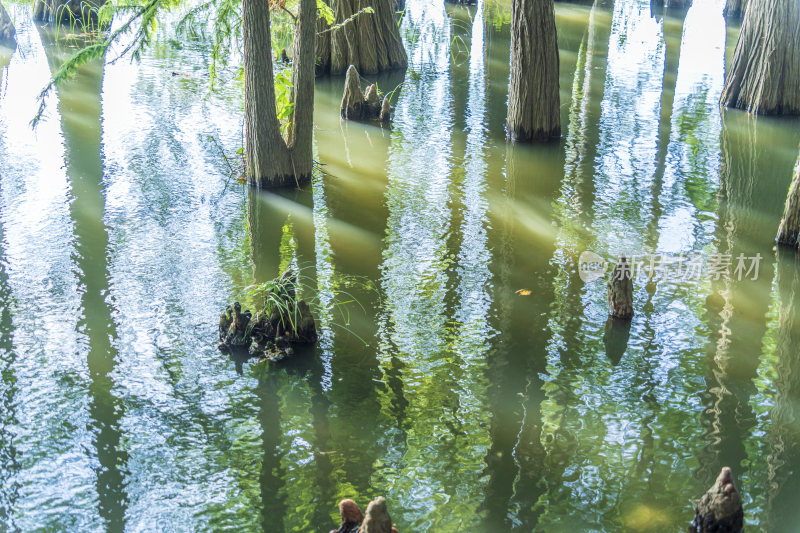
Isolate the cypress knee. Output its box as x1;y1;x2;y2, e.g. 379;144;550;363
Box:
690;467;744;533
607;256;634;320
361;497;393;533
340;65;388;121
341;65;366;119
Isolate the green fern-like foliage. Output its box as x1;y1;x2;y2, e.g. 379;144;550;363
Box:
33;0;335;125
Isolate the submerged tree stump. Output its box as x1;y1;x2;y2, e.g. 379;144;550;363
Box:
690;467;744;533
777;158;800;247
340;65;393;122
607;256;634;320
0;2;14;44
720;0;800;115
218;270;317;362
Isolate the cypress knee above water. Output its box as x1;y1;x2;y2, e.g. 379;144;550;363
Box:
608;256;634;320
340;64;393;122
690;467;744;533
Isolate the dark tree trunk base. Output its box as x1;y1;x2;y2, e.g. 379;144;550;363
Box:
509;126;562;143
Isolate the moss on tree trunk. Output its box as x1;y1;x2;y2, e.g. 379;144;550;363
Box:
507;0;561;142
720;0;800;115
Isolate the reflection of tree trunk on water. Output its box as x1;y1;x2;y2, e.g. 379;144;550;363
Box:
36;27;128;531
247;190;289;283
0;193;19;529
562;0;609;226
481;142;564;530
257;373;287;532
764;249;800;531
646;8;687;249
249;189;368;527
694;113;791;488
484;3;609;523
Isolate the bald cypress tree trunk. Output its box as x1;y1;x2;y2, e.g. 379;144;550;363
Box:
723;0;748;19
507;0;561;142
327;0;407;75
777;155;800;248
288;0;316;180
720;0;800;115
243;0;316;187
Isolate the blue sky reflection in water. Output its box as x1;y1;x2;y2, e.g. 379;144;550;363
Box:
0;0;800;531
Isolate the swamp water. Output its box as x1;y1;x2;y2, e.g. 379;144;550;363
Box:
0;0;799;530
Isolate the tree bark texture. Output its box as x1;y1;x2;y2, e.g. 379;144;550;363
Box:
507;0;561;142
777;154;800;247
243;0;316;187
720;0;800;115
289;0;316;180
325;0;407;75
723;0;748;19
316;15;332;74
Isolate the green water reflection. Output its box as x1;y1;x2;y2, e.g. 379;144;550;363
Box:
0;0;799;531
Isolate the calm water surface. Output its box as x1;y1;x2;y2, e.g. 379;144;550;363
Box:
0;0;799;531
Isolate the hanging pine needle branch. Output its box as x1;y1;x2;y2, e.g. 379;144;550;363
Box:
31;0;180;127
